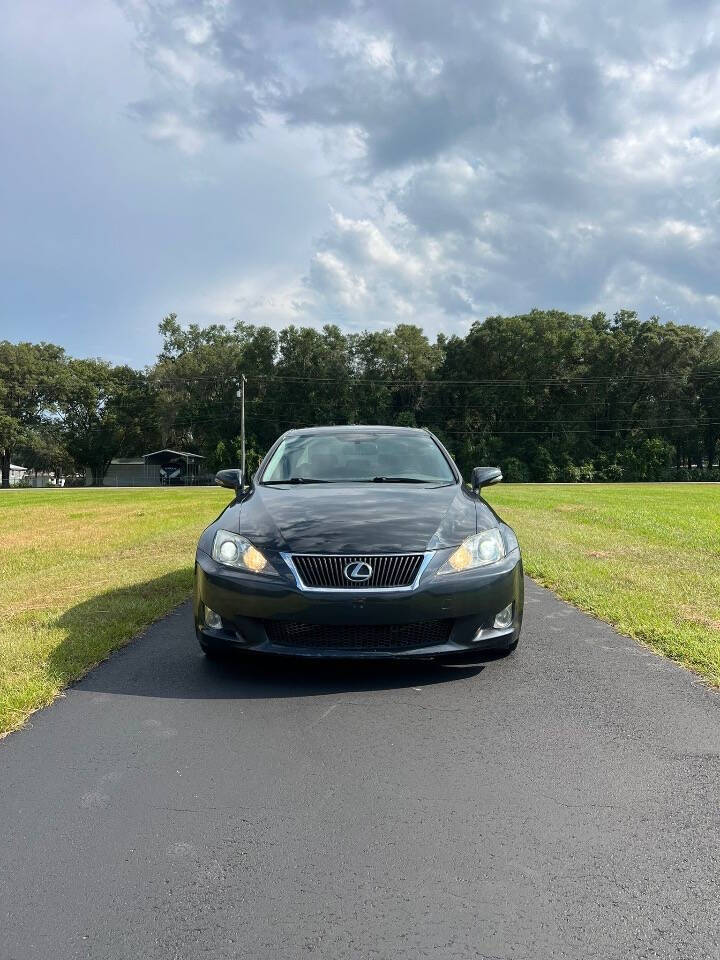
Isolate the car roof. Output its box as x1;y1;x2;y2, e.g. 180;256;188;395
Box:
283;425;429;437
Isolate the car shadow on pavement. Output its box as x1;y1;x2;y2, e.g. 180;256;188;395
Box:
192;652;487;700
54;579;493;701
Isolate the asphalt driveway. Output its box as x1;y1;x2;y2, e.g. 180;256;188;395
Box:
1;579;718;960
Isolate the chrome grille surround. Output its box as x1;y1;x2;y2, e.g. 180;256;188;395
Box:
281;551;433;592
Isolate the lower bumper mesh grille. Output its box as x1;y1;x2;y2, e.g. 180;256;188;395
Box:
264;619;453;652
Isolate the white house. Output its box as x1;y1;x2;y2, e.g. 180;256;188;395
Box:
9;464;29;484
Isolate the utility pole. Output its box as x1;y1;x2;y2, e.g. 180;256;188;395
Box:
238;374;247;491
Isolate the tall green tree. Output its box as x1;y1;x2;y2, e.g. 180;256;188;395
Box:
61;360;160;485
0;341;67;487
16;424;76;482
696;331;720;469
351;324;443;426
152;314;278;471
2;310;708;490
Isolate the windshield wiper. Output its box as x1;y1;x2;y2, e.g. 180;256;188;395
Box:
370;476;430;483
264;476;437;484
263;477;332;484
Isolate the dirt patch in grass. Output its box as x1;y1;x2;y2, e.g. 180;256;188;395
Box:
679;605;720;633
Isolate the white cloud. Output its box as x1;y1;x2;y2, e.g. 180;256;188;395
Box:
111;0;720;330
144;109;205;152
194;272;311;326
173;15;212;46
6;0;720;365
325;22;396;73
308;249;368;308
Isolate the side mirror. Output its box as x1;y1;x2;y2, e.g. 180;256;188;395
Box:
215;468;243;492
471;466;503;492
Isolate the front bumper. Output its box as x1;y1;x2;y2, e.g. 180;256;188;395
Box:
194;546;523;659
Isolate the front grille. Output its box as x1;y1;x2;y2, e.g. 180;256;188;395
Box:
292;553;424;589
264;619;453;651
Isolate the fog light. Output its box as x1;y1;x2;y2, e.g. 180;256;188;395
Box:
204;606;223;630
493;603;513;629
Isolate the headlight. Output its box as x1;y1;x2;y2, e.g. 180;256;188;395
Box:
438;528;506;574
211;530;276;575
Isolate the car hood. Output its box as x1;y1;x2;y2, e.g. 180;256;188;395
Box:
230;482;481;554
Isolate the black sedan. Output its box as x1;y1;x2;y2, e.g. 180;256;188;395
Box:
194;426;523;659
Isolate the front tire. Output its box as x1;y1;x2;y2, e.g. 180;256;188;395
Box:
198;632;230;661
200;641;223;660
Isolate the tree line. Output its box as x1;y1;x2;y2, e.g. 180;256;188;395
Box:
2;308;720;487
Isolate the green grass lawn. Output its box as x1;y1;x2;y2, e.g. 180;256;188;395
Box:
1;483;717;737
486;483;720;687
0;487;229;736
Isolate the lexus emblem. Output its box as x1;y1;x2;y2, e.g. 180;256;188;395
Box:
344;561;373;582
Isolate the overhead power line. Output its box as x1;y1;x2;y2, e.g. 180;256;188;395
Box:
143;409;720;434
243;371;720;385
13;368;720;388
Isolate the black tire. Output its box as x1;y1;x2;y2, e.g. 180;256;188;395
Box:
198;634;228;660
201;644;222;660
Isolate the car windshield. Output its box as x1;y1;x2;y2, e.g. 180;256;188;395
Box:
260;431;455;484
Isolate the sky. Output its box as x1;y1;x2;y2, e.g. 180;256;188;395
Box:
1;0;719;367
